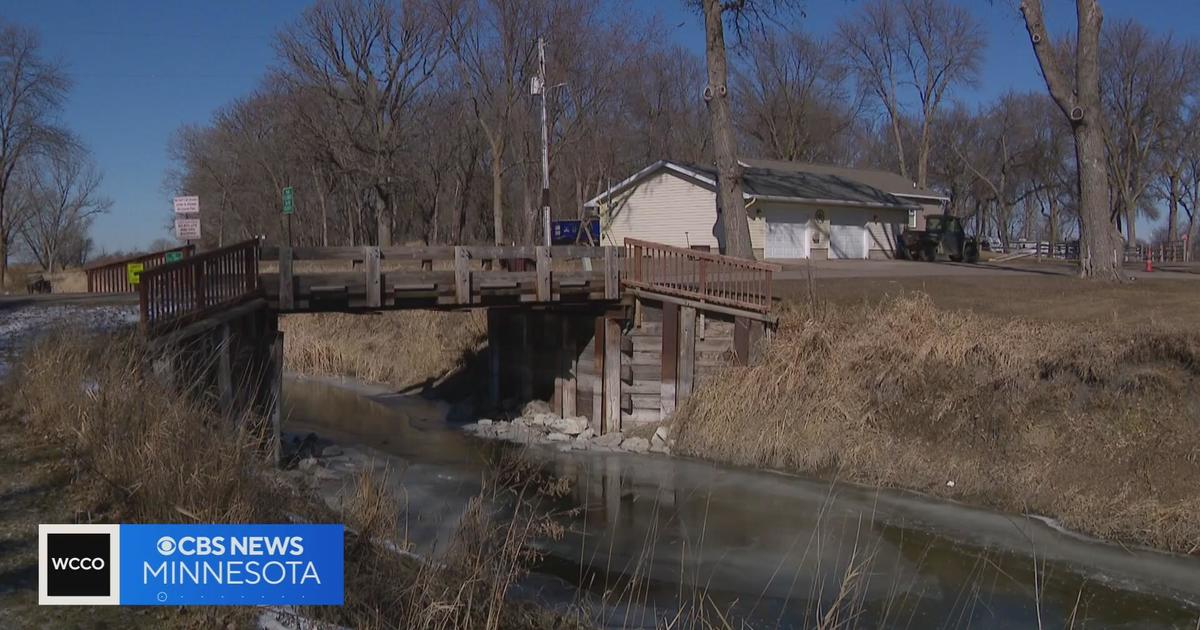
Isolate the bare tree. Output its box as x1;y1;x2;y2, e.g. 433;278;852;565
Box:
20;149;110;272
735;29;859;163
840;0;984;189
277;0;447;247
1101;20;1193;245
0;21;71;285
1020;0;1124;279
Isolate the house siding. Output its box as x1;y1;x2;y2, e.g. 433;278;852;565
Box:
600;171;720;249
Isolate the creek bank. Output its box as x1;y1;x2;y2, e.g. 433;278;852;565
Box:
463;400;672;455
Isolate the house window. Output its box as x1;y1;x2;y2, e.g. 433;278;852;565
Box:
908;210;918;229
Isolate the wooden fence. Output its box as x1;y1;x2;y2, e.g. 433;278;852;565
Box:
85;245;195;293
139;239;260;333
1124;240;1190;263
622;238;780;314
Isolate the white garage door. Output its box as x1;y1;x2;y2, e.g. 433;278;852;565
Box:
828;211;868;259
764;209;809;259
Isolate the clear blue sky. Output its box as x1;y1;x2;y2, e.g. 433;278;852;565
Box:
5;0;1196;253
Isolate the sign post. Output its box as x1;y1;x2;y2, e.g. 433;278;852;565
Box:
173;196;201;248
282;186;294;246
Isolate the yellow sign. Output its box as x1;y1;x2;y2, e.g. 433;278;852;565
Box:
126;262;144;286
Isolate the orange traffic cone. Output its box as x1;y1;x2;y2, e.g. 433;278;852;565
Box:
1145;253;1153;273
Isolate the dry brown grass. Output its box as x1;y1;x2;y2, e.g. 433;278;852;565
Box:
4;332;582;630
673;292;1200;554
282;310;486;389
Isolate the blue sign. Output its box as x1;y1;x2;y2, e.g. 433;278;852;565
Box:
119;524;343;606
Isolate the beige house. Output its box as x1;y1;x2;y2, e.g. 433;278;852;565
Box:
585;159;926;260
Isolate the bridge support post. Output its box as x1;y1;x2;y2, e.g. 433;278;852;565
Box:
561;315;577;417
218;323;233;417
267;329;284;466
677;306;696;405
519;311;534;402
603;316;621;434
486;309;501;409
661;302;679;418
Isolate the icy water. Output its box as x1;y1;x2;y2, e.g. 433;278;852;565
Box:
285;377;1200;629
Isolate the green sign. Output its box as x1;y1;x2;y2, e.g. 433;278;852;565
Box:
126;262;144;286
165;250;184;264
282;186;295;215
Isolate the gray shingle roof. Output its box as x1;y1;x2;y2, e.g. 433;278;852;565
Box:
740;158;948;201
683;162;920;210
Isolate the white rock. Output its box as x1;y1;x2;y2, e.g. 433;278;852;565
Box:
533;413;559;427
320;445;344;457
594;432;624;448
550;416;589;435
575;428;595;441
652;426;669;445
620;437;650;454
477;418;493;426
546;432;571;443
314;467;340;481
297;457;320;472
946;480;956;488
522;400;553;416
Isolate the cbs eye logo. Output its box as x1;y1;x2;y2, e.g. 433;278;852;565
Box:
156;536;176;555
39;524;121;605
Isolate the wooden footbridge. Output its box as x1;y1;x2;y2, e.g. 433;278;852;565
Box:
86;238;779;454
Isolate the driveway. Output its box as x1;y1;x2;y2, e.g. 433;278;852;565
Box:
771;258;1200;280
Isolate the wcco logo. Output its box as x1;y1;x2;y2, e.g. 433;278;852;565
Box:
39;524;121;605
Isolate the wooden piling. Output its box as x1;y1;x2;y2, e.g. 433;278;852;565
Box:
562;315;577;417
487;309;501;408
678;305;696;404
604;316;621;434
454;247;470;304
365;246;381;308
217;323;233;417
661;301;679;417
278;246;294;310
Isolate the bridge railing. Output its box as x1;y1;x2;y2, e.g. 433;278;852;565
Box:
139;239;260;333
85;245;196;293
259;244;621;310
622;239;780;314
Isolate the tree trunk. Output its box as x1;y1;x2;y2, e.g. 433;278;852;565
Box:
1048;195;1059;247
1123;205;1135;245
1020;0;1123;279
490;141;505;245
1168;172;1180;242
0;235;6;290
1074;119;1123;276
701;0;753;259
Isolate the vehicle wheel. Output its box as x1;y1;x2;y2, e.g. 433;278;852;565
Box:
964;244;980;263
922;245;937;262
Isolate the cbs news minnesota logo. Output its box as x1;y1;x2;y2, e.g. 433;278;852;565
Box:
39;523;343;606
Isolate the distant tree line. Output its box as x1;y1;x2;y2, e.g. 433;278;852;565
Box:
159;0;1200;259
0;20;109;282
